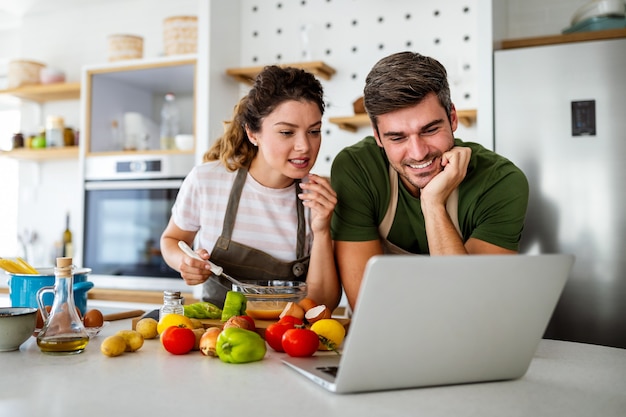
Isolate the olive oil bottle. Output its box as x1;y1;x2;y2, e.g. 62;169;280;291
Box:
37;257;89;355
62;212;73;258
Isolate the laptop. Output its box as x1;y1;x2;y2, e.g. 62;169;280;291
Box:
282;254;575;394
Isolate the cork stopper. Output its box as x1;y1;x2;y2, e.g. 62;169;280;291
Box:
56;257;73;268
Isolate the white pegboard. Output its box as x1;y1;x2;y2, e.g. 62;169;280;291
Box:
239;0;478;176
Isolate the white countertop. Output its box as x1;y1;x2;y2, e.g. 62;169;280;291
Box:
1;317;625;417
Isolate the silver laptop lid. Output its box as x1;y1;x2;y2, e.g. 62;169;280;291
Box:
330;254;575;393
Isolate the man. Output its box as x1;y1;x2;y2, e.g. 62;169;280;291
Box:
331;51;529;309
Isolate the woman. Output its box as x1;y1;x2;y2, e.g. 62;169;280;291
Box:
160;65;340;310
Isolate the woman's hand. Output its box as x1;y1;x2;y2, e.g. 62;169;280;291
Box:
298;173;337;234
178;247;213;286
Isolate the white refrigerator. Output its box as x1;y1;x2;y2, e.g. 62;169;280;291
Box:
494;36;626;348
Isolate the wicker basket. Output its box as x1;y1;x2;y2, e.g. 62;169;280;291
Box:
163;16;198;55
7;60;45;89
108;34;143;62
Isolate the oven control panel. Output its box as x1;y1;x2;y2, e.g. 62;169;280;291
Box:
84;154;194;180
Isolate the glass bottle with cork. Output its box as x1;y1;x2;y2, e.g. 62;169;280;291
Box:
36;257;89;355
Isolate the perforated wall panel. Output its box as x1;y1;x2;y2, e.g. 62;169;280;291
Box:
239;0;477;176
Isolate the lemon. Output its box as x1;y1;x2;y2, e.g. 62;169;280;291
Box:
310;319;346;351
100;335;126;357
135;318;159;339
116;330;144;352
157;313;194;335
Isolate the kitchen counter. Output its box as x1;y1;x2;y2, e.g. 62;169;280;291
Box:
1;318;625;417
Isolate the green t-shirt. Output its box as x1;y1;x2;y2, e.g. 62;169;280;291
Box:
330;137;529;252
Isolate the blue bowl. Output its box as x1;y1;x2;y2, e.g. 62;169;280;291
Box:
6;268;93;316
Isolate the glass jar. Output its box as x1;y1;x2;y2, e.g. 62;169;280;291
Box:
12;133;24;149
45;116;65;147
159;290;184;321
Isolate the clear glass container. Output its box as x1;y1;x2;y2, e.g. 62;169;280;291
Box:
159;290;184;321
36;257;89;355
160;92;179;150
45;115;64;147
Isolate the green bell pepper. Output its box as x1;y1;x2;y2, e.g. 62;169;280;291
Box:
183;302;222;319
221;291;247;322
216;327;266;364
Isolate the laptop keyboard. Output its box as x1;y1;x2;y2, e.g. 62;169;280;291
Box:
316;366;339;377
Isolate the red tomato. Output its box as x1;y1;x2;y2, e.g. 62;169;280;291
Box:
278;315;304;326
264;322;294;352
239;315;256;331
282;328;319;357
161;325;196;355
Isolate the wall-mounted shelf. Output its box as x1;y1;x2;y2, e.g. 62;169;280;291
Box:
84;149;194;158
499;27;626;50
329;109;478;132
226;61;336;85
0;82;81;102
328;114;369;132
0;146;79;161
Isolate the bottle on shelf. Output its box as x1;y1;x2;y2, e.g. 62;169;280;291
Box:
160;92;179;150
62;212;73;258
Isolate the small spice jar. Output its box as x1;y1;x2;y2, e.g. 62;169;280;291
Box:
63;127;75;146
12;133;24;149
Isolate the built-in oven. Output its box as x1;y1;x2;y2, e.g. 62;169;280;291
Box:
82;153;194;292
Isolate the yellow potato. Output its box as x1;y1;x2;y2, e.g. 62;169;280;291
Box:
116;330;144;352
100;335;126;357
135;318;159;339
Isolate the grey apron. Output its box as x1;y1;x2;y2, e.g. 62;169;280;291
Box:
202;167;310;307
378;165;461;254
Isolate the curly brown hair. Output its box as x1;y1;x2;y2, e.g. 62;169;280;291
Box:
203;65;325;170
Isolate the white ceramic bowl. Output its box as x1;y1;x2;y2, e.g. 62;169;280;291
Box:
175;134;194;151
40;67;66;84
0;307;37;352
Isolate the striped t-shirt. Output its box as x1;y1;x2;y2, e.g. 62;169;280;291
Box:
172;161;312;261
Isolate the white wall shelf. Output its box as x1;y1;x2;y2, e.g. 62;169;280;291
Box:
83;56;197;155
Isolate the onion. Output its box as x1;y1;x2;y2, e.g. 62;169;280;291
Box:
199;327;222;357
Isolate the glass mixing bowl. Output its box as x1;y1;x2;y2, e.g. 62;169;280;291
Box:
232;280;307;320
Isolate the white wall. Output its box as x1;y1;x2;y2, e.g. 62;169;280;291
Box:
0;0;593;265
505;0;590;38
236;0;480;177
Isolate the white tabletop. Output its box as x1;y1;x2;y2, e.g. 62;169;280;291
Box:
1;318;625;417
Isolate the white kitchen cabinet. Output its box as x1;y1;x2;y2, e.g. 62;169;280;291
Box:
82;56;197;156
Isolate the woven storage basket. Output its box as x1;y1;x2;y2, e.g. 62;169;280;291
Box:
163;16;198;55
108;34;143;62
7;60;45;88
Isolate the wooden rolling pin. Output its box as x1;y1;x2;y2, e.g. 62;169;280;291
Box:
103;310;146;321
